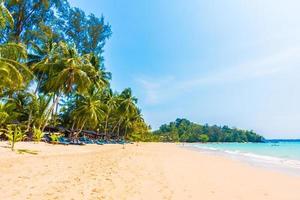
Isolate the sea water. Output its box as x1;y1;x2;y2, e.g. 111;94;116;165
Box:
185;141;300;175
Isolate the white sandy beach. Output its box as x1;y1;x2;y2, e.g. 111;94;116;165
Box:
0;142;300;200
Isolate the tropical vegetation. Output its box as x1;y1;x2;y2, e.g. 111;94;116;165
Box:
154;118;264;143
0;0;150;146
0;1;263;146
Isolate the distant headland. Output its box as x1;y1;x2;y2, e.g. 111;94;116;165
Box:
152;118;264;143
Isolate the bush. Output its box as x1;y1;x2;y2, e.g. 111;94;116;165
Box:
33;127;44;143
199;134;209;143
49;134;59;143
0;112;8;125
3;126;26;151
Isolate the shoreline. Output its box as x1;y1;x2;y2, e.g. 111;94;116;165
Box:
183;143;300;177
1;142;300;200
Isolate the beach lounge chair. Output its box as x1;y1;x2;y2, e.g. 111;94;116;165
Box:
79;137;94;144
58;137;70;145
42;134;51;143
70;139;85;145
95;140;104;145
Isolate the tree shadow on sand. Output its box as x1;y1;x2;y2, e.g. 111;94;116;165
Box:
16;149;39;155
0;145;11;149
0;145;39;155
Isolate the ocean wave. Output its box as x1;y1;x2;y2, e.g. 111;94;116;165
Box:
186;144;300;170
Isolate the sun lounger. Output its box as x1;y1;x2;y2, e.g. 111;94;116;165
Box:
58;137;70;145
70;139;85;145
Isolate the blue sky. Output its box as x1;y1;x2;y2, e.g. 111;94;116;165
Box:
69;0;300;139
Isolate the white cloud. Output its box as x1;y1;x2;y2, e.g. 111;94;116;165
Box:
137;47;300;105
136;76;176;104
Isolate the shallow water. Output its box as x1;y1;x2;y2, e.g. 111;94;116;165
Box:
185;142;300;176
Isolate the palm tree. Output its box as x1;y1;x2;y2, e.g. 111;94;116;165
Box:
0;97;20;124
112;88;138;139
102;88;119;137
33;42;100;129
27;24;60;94
119;88;138;115
0;0;13;30
71;90;105;136
89;54;111;89
27;94;52;130
5;91;33;123
124;108;144;139
0;102;9;125
0;2;32;95
44;43;94;94
0;43;32;94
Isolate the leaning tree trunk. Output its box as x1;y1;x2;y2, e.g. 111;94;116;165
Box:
123;126;128;149
117;124;121;140
34;73;45;95
74;120;86;139
111;118;122;136
104;113;110;139
51;94;60;120
26;110;32;132
41;94;60;132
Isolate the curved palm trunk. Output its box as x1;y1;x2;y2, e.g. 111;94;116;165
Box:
111;118;122;136
34;73;44;95
54;96;60;116
41;94;60;131
123;126;128;149
104;113;110;139
26;110;32;132
124;126;128;140
117;124;121;140
51;94;60;120
76;120;86;138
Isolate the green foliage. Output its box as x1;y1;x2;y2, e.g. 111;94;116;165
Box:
0;0;151;144
199;134;209;143
33;127;44;143
65;8;112;57
154;118;264;143
3;126;26;151
49;134;59;143
28;95;52;129
0;43;31;93
127;120;151;142
0;111;8;124
0;0;13;29
72;91;105;130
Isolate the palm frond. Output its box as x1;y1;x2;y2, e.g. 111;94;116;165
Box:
0;1;14;29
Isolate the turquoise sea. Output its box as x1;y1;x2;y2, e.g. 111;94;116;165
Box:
186;141;300;175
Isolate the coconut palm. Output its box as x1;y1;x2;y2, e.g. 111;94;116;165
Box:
123;108;144;139
71;90;105;136
0;43;32;94
119;88;138;115
0;98;20;124
89;54;111;89
34;42;102;96
27;24;60;94
27;94;52;130
0;0;13;30
0;3;32;95
102;88;119;137
111;88;138;139
44;43;94;94
33;42;101;129
0;103;9;125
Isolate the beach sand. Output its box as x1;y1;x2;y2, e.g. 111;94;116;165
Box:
0;142;299;200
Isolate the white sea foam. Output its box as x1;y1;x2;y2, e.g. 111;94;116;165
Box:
185;143;300;173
